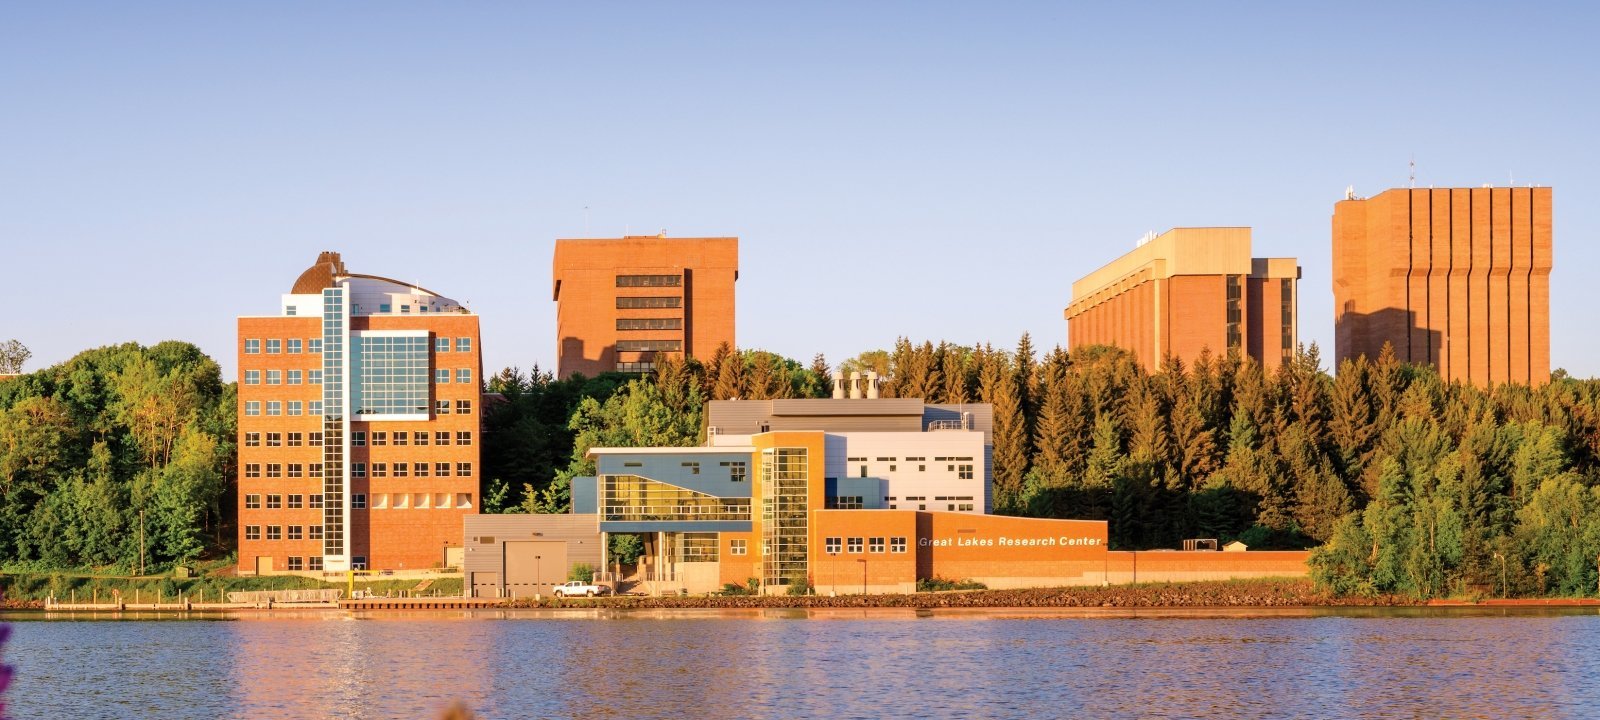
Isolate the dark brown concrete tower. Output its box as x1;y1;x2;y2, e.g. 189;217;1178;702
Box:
1332;187;1552;386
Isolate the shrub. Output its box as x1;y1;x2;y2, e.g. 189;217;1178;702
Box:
786;577;813;596
719;583;752;596
567;563;595;583
917;577;987;592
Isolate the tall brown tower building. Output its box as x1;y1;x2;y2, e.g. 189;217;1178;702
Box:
237;252;481;574
1066;228;1300;372
1332;187;1552;386
553;235;738;378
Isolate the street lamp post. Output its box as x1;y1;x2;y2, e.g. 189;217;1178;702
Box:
1492;552;1507;598
536;554;543;598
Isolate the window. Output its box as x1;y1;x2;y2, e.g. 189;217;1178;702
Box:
869;537;885;553
859;465;867;478
436;368;450;384
286;556;304;571
413;462;429;477
245;525;260;540
309;463;323;478
1226;275;1243;349
266;339;281;354
829;496;863;510
616;296;682;309
891;537;907;553
847;537;864;554
393;462;408;477
285;306;297;316
245;401;261;416
310;401;322;416
825;537;842;554
245;494;261;509
456;431;472;446
245;463;261;478
371;463;386;478
352;463;366;478
435;431;451;446
266;432;282;447
682;461;700;475
435;400;451;414
287;494;303;509
413;431;428;446
456;337;471;353
287;370;302;385
352;494;366;510
266;525;282;540
287;401;302;416
456;462;472;477
287;464;303;478
730;539;747;556
308;494;323;509
615;340;683;352
457;368;471;384
380;304;392;314
287;525;303;541
308;369;322;384
615;362;656;373
308;338;322;353
266;401;281;416
958;503;975;512
435;337;450;353
352;556;367;570
287;339;302;354
309;432;323;447
244;370;260;385
244;432;261;447
615;274;681;287
435;462;451;477
393;432;408;446
244;339;261;354
456;400;471;414
371;432;387;446
616;318;683;331
958;464;974;480
354;335;431;416
266;463;282;478
286;432;302;447
352;431;366;447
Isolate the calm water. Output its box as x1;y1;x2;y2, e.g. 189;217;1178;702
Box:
5;607;1600;719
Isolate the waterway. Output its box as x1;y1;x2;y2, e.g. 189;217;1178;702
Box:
5;607;1599;718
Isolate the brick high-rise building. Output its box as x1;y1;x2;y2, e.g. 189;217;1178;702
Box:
552;235;738;379
1065;228;1301;372
1332;187;1552;386
237;252;481;574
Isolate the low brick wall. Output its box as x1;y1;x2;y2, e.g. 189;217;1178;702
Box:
1100;550;1311;585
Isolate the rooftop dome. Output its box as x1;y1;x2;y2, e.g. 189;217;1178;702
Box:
291;251;348;294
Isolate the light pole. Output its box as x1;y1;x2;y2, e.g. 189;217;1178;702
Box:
858;558;867;595
826;550;839;595
1492;552;1507;598
536;554;543;598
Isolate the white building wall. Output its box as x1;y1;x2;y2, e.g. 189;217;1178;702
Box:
832;432;987;513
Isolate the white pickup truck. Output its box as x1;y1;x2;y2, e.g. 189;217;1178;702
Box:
552;580;612;598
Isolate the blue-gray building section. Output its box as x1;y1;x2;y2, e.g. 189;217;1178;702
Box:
829;477;885;508
572;476;599;514
594;451;753;498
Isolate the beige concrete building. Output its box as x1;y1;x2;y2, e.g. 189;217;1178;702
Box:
1066;228;1301;372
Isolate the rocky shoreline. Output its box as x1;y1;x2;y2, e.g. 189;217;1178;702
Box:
503;579;1422;610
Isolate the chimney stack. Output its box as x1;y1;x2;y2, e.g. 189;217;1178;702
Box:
832;371;845;399
866;371;880;399
849;371;862;399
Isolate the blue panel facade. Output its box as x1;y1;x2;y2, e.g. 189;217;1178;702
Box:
571;476;598;514
595;451;753;498
836;477;885;509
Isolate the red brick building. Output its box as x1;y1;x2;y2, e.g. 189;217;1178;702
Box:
552;235;737;378
237;252;481;574
1065;228;1300;372
1333;187;1553;386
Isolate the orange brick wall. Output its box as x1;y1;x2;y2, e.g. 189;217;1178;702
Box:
1104;550;1310;583
1333;187;1551;386
237;312;481;574
552;236;737;378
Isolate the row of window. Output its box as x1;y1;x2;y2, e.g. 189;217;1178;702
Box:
244;338;322;355
245;399;473;416
247;430;472;447
243;337;472;354
855;463;974;479
671;460;747;481
279;556;324;571
369;492;474;509
616;340;683;352
616;296;681;309
353;462;475;478
351;430;473;446
616;318;683;331
824;536;910;554
242;400;322;416
615;362;656;373
434;368;473;384
244;462;475;478
245;493;325;509
244;369;323;385
615;274;681;287
244;525;324;541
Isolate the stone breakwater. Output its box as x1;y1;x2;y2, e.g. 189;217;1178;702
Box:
504;580;1420;610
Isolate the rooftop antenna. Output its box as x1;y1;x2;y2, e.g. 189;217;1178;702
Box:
1409;155;1416;188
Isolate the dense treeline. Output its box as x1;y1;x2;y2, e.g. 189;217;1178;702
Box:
0;343;235;571
482;337;1600;598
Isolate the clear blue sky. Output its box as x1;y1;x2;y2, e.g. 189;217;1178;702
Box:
4;3;1596;380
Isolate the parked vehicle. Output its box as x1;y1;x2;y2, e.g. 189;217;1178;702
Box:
552;580;611;598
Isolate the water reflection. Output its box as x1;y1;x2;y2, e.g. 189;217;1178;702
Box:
5;609;1598;719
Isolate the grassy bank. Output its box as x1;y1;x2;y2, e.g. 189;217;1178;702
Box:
503;578;1423;610
0;566;462;606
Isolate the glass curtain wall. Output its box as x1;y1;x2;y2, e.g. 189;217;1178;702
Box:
761;448;809;587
